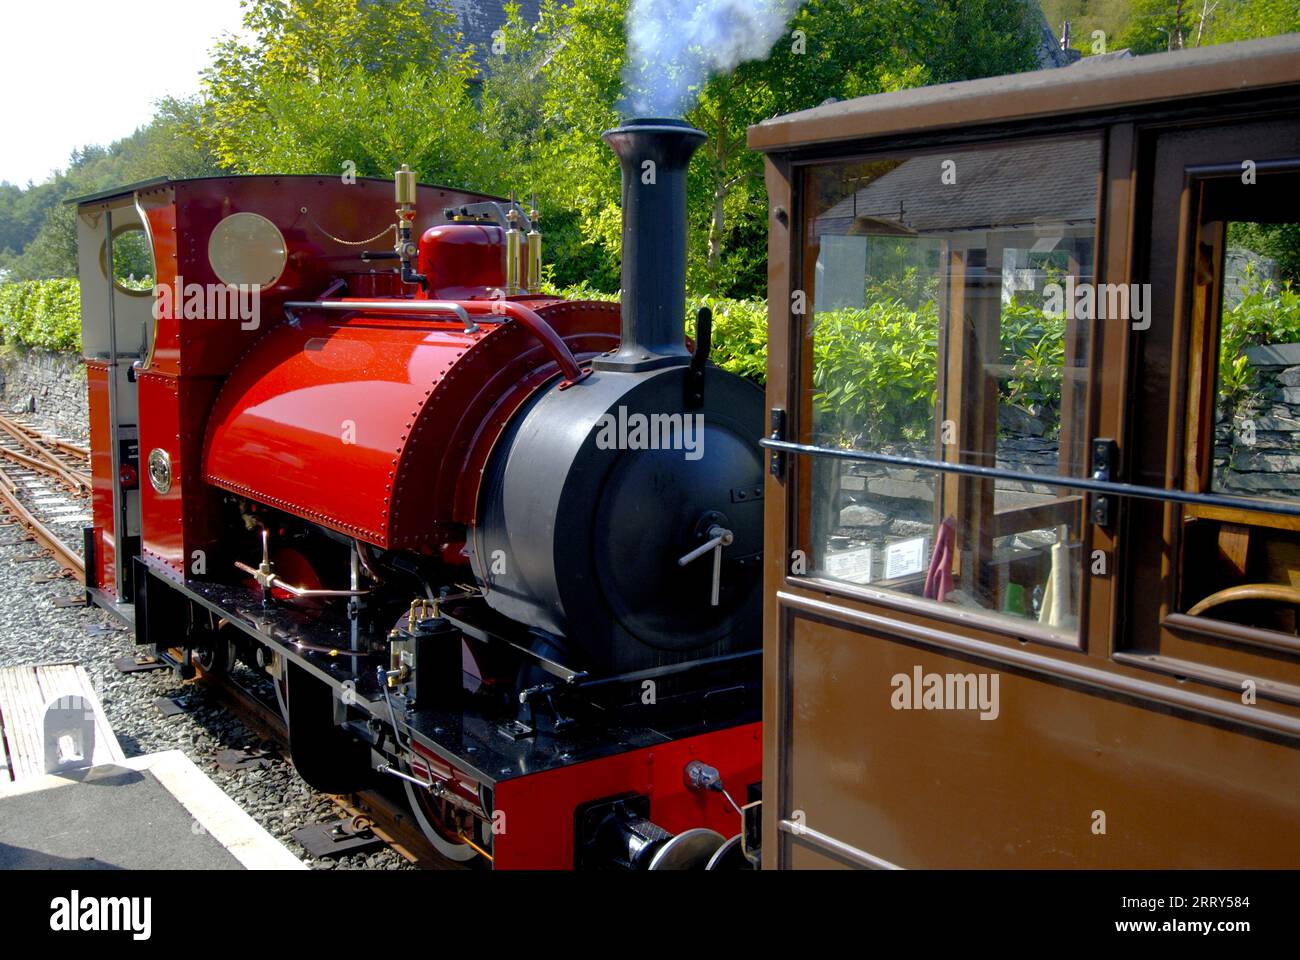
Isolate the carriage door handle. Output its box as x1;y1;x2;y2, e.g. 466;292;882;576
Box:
1090;438;1118;530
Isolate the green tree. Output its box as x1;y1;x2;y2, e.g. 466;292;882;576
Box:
486;0;1042;298
191;0;491;192
1121;0;1299;53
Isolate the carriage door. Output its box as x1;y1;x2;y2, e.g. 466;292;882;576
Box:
1122;118;1300;731
760;133;1124;868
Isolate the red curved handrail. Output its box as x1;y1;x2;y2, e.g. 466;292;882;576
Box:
453;300;589;386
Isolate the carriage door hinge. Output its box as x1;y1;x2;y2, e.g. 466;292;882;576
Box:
769;408;786;480
1090;438;1118;529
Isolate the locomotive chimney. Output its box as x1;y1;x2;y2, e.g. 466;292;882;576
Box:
593;118;706;371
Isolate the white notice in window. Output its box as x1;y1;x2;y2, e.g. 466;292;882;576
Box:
824;545;873;584
884;536;928;580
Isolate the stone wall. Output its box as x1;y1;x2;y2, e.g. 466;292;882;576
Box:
1218;342;1300;496
0;347;88;442
825;436;1069;584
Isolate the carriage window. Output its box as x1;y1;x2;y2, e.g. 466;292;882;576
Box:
799;137;1101;637
1180;178;1300;633
1211;222;1300;502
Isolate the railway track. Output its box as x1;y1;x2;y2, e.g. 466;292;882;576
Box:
0;415;90;582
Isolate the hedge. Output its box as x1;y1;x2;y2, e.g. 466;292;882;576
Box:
0;278;82;352
0;277;774;380
542;281;769;384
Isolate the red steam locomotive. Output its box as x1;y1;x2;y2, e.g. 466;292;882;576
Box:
74;119;762;869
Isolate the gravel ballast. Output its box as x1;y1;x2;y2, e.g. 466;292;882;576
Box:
0;414;412;870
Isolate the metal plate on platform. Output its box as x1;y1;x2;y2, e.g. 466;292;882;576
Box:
214;748;275;772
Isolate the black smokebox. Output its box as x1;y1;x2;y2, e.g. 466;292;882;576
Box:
594;118;707;371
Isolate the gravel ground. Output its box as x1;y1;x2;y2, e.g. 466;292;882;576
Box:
0;415;412;870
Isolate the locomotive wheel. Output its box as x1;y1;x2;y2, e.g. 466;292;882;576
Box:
195;635;237;675
401;776;492;865
705;833;754;870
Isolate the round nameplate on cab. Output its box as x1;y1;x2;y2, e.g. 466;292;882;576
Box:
147;448;173;495
208;212;287;288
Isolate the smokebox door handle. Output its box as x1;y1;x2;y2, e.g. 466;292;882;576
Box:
685;307;712;408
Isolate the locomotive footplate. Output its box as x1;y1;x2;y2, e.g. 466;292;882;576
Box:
135;558;759;789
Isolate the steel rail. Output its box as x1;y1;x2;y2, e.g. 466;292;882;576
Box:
0;415;91;494
0;444;69;478
35;431;90;462
760;437;1300;520
0;461;85;581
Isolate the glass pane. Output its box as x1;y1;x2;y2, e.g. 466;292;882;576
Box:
1212;221;1300;501
1183;212;1300;634
112;228;154;289
800;137;1101;637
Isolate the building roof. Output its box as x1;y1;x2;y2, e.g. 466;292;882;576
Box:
814;136;1100;239
749;34;1300;153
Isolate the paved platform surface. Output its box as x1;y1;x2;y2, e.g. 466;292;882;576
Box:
0;750;305;870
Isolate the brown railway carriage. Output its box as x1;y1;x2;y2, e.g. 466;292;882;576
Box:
751;35;1300;868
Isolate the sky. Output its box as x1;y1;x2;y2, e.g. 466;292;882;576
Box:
0;0;249;186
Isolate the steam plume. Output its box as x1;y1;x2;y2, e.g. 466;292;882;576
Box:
623;0;801;118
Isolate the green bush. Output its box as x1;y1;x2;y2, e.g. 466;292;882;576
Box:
811;299;939;447
810;292;1073;449
999;298;1066;427
539;281;769;384
0;278;82;352
1218;265;1300;419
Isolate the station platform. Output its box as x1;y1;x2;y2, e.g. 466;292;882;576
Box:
0;662;303;870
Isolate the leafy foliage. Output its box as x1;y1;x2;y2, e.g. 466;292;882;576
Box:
1000;299;1066;419
192;1;491;190
0;279;83;351
810;291;1072;449
1230;221;1300;285
1120;0;1300;54
811;299;939;447
486;0;1042;299
541;280;769;382
1217;264;1300;418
